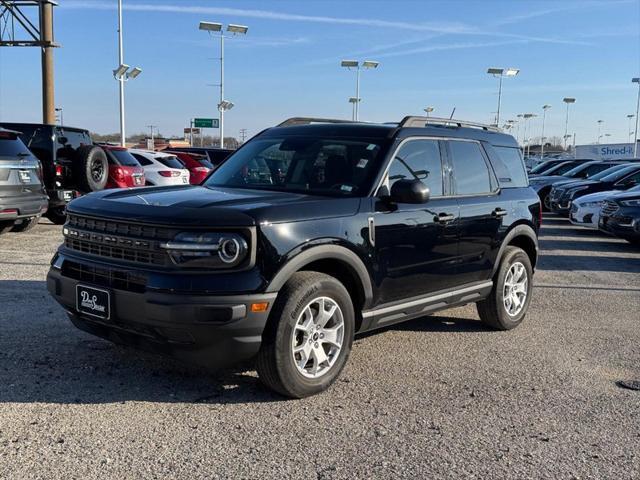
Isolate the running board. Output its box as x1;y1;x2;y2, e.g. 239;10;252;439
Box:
361;281;493;331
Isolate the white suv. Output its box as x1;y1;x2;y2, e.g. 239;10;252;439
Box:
130;149;190;187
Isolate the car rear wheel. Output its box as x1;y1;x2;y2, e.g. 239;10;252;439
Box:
10;215;40;233
45;207;67;225
0;221;14;235
476;246;533;330
541;191;551;212
256;272;354;398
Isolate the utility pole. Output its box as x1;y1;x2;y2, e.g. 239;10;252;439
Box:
239;128;247;143
146;124;157;149
0;1;59;124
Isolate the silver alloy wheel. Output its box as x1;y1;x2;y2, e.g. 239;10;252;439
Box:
291;296;345;379
503;261;528;316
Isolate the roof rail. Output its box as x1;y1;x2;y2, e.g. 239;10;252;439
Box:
277;117;358;127
399;116;502;132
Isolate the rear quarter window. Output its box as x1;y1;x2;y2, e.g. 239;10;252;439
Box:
0;134;31;157
489;145;528;188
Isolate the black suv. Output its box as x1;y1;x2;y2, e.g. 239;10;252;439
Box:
0;123;109;224
47;117;540;398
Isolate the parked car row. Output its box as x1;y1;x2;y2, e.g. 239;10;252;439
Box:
0;122;235;236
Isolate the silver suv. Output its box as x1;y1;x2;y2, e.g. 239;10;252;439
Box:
0;128;48;235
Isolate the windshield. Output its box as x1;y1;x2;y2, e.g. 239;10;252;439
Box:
156;155;185;169
564;162;612;178
204;136;386;196
529;161;558;174
589;164;629;181
599;165;640;182
542;161;581;176
108;149;141;167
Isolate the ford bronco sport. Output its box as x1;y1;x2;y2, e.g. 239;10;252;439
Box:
47;116;540;398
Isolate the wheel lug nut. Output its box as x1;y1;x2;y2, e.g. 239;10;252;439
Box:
320;333;324;339
314;342;319;348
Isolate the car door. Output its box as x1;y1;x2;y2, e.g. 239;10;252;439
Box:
372;138;460;306
447;139;505;285
613;168;640;191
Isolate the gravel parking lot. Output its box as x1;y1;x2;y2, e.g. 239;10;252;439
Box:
1;214;639;479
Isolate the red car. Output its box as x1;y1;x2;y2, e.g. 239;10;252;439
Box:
101;145;145;188
166;151;213;185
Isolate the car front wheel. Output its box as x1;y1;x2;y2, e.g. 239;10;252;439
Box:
256;272;354;398
476;246;533;330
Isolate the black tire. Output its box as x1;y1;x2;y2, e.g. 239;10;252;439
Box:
10;215;40;233
476;246;533;330
75;145;108;192
541;190;551;212
256;271;355;398
45;206;67;225
0;221;14;235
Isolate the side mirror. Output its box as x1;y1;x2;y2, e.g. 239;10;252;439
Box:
390;179;430;204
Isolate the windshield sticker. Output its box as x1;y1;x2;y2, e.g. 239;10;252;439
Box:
356;158;368;168
366;143;376;150
340;185;353;192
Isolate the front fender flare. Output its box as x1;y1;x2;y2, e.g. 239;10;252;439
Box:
265;244;373;306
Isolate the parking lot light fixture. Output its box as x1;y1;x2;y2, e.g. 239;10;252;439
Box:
341;60;380;121
627;114;635;142
424;106;434;118
633;78;640;157
113;63;129;80
127;67;142;80
562;97;576;150
200;21;248;148
540;105;551;157
487;67;519;126
597;120;604;144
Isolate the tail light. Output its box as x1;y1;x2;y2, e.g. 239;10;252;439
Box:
159;171;180;177
55;165;64;177
193;167;210;173
35;161;44;182
113;167;125;181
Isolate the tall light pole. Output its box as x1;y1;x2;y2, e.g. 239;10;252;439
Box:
516;114;524;146
341;60;380;121
627;114;635;143
596;120;604;144
562;97;576;150
424;106;434;118
633;78;640;157
540;104;551;158
487;67;519;126
199;22;248;148
348;97;358;121
523;113;536;157
113;0;142;146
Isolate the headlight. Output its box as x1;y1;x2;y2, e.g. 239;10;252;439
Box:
620;199;640;207
581;201;602;208
161;232;249;269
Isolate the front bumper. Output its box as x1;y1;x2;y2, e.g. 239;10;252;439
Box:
599;214;640;240
47;255;277;369
569;204;600;229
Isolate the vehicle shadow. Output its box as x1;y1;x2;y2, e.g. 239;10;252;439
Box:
357;313;490;340
0;280;282;405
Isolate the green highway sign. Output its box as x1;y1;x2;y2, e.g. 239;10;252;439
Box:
193;118;218;128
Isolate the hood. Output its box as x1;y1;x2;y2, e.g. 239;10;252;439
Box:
573;190;618;205
67;185;361;227
609;189;640;202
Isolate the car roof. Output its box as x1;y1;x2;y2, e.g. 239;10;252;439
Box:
262;122;518;147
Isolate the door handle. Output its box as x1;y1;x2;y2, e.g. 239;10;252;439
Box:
434;213;455;223
492;208;508;218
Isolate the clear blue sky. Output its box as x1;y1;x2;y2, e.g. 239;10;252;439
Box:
0;0;639;145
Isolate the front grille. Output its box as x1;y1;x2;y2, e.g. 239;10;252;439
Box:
601;200;619;217
64;214;173;266
62;260;147;293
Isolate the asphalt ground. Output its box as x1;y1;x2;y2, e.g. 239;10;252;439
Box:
1;214;639;479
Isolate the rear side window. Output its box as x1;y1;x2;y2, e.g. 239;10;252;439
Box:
492;146;528;188
132;154;153;166
449;141;494;195
387;139;443;196
109;149;140;167
0;133;31;157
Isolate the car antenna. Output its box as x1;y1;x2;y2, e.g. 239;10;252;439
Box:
449;107;456;120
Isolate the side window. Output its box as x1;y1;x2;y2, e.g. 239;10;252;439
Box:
133;154;152;166
449;141;493;195
386;139;443;196
492;146;528;188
